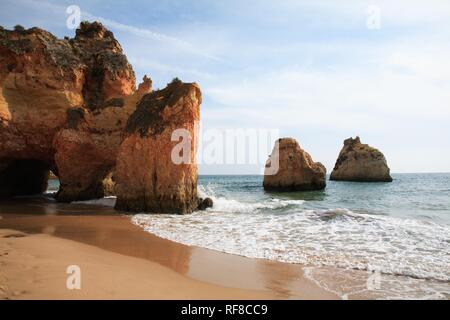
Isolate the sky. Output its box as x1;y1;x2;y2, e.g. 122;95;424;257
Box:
1;0;450;174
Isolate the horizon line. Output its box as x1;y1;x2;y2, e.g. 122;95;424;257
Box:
198;172;450;176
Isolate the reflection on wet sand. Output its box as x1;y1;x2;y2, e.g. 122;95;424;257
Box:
0;204;192;276
0;197;337;299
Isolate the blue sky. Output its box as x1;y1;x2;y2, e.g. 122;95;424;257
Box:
2;0;450;174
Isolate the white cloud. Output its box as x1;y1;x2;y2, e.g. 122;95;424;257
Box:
13;0;221;61
202;36;450;173
271;0;450;27
81;12;222;62
4;0;450;172
129;57;215;81
202;14;450;133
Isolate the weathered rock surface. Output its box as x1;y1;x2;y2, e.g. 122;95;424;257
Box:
0;22;150;200
330;137;392;182
114;79;203;214
263;138;326;191
1;22;207;213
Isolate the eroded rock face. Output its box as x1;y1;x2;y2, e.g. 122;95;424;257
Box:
114;80;202;214
263;138;326;191
0;22;206;212
330;137;392;182
0;22;151;201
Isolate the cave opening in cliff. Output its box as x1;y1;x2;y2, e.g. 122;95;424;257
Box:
0;159;51;198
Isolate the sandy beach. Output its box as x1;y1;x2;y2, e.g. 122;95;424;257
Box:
0;229;276;300
1;0;450;305
0;199;337;300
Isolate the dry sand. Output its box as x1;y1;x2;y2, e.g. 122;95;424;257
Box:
0;201;337;300
0;229;276;299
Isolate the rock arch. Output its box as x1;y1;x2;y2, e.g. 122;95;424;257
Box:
0;159;50;198
0;22;148;202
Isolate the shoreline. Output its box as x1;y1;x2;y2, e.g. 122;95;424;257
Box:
0;200;337;300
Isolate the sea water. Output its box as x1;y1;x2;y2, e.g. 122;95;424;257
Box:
131;174;450;299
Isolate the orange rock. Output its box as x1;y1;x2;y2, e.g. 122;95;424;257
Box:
0;22;150;200
330;137;392;182
263;138;326;191
115;79;202;213
0;23;204;212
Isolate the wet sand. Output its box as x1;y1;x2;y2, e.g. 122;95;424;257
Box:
0;197;337;300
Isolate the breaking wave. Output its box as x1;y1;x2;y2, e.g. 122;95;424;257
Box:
132;180;450;299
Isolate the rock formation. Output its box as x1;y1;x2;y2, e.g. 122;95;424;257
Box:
0;22;207;213
114;79;202;214
0;22;148;201
197;197;213;211
263;138;326;191
330;137;392;182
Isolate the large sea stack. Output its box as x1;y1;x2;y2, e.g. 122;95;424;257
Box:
114;79;202;214
263;138;326;192
330;137;392;182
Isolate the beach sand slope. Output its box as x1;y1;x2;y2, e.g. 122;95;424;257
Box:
0;229;273;300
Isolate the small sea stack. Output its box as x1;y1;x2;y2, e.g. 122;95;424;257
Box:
330;136;392;182
263;138;326;192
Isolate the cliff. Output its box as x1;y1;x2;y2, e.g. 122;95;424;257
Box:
0;22;205;213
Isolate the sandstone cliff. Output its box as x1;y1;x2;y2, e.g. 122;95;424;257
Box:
114;79;202;214
0;22;151;200
263;138;326;192
330;137;392;182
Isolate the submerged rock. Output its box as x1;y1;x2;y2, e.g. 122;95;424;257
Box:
330;137;392;182
0;22;150;201
114;79;202;214
263;138;326;191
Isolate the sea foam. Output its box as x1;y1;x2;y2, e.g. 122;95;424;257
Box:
72;196;117;207
132;183;450;299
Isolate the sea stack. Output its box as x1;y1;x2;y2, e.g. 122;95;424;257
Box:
263;138;326;191
330;137;392;182
114;79;202;214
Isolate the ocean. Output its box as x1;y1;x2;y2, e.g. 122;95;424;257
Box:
46;173;450;299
